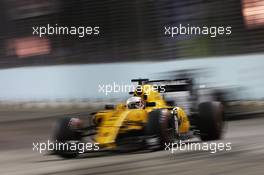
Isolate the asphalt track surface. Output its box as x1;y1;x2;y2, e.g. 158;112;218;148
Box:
1;110;264;175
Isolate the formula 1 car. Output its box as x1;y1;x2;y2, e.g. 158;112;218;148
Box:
53;78;224;158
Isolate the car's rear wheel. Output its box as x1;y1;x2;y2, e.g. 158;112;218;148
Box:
198;102;224;141
145;109;176;151
53;117;83;158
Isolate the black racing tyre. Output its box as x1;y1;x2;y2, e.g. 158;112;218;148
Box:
198;102;224;141
53;117;83;158
145;109;176;151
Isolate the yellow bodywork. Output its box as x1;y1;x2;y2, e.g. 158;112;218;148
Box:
94;84;190;148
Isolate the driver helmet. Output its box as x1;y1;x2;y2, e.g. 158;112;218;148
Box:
126;96;145;109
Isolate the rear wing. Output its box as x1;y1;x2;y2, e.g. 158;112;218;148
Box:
131;78;193;93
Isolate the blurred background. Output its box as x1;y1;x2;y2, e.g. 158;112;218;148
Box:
0;0;263;67
0;0;264;175
0;0;263;101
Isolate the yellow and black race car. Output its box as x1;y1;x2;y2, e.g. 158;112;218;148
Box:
53;78;224;158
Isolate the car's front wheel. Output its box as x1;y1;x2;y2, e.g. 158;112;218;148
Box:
53;117;83;158
145;109;176;151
